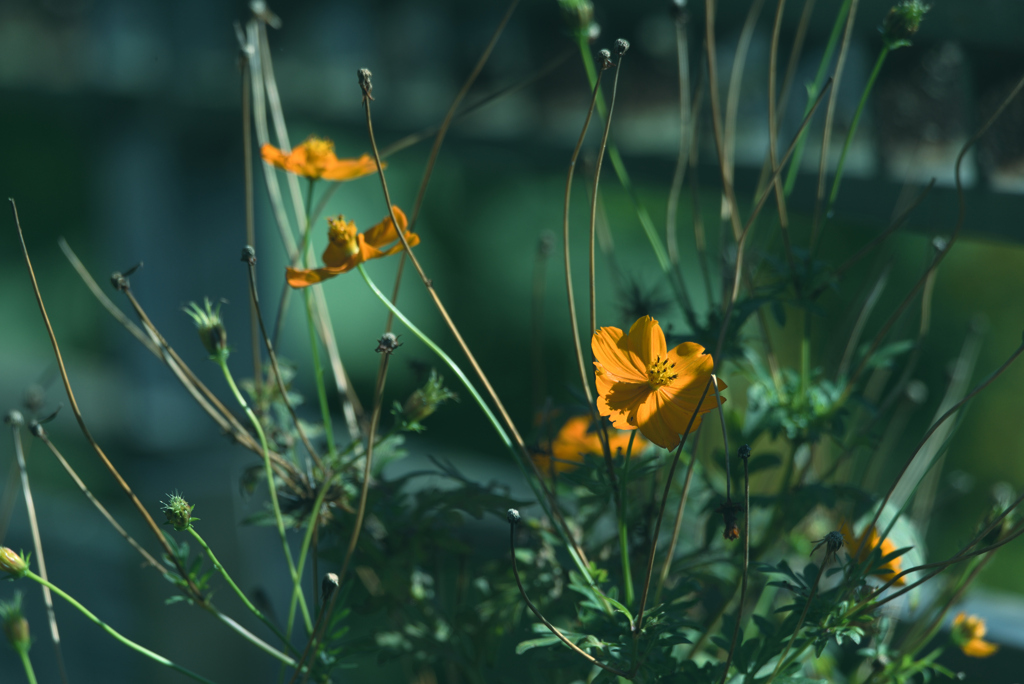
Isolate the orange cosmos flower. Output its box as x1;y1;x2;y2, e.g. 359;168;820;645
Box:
532;415;647;475
592;316;724;450
260;136;380;181
952;613;999;658
285;207;418;288
840;521;906;586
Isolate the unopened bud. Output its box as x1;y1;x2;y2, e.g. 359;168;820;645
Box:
322;572;340;603
0;548;28;578
882;1;930;50
558;0;595;40
399;370;457;428
507;508;521;525
598;49;613;70
0;593;29;652
241;245;256;265
358;68;373;100
184;299;229;360
4;411;24;427
161;492;198;532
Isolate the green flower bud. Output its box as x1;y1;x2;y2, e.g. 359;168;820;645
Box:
882;1;930;50
0;593;29;652
0;548;28;578
161;492;199;532
397;370;457;430
184;298;228;360
558;0;595;40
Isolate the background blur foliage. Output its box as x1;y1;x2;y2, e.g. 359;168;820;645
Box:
3;0;1024;683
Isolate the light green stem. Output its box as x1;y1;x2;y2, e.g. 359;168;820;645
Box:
827;45;889;208
357;265;604;600
619;431;637;606
285;481;331;642
16;647;37;684
783;0;853;196
25;571;218;684
218;358;313;634
187;528;293;652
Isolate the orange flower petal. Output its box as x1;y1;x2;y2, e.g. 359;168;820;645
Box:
261;143;288;168
963;638;999;658
637;393;681;450
627;316;667;369
592;327;646;382
286;266;343;288
362;207;408;246
321;154;381;181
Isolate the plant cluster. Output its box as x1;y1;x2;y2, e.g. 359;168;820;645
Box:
4;1;1024;683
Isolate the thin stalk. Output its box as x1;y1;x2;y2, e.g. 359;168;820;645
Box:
563;58;620;504
810;0;861;247
338;350;390;583
17;647;37;684
576;36;670;271
508;519;630;678
10;200;201;600
244;253;322;468
720;449;751;684
768;0;797;279
26;571;219;684
242;56;262;402
9;423;68;684
618;431;637;606
187;527;293;652
589;47;626;336
827;45;889;210
783;0;852;195
767;557;828;684
654;424;704;604
358;77;602;592
634;378;713;633
218;359;312;633
303;288;336;458
666;6;691;266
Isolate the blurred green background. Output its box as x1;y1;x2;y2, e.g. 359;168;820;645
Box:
2;0;1024;681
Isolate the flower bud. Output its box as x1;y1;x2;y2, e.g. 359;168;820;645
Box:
161;492;198;532
397;370;457;430
507;508;521;525
184;299;229;360
0;593;29;652
558;0;595;40
882;1;930;50
0;548;28;578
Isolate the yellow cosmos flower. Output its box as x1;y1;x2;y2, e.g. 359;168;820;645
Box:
532;415;646;475
840;521;905;586
952;613;999;658
592;316;723;450
261;136;380;181
286;207;418;288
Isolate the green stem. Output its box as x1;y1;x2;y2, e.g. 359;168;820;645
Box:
187;528;293;652
16;647;37;684
619;431;637;606
218;358;313;634
357;264;604;603
25;571;219;684
783;0;853;196
827;45;889;208
285;481;331;641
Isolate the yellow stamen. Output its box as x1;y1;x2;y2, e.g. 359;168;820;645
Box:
646;355;678;388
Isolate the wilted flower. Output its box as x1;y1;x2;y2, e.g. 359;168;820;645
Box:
592;316;724;449
285;208;419;288
396;370;457;431
261;136;379;182
951;613;999;658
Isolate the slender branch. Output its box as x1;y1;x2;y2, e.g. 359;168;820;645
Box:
10;199;202;601
241;55;262;403
654;424;703;604
507;513;630;678
720;446;752;684
7;419;69;684
767;555;828;683
635;378;713;633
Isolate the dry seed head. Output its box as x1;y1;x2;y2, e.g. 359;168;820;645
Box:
184;298;229;360
322;572;340;602
507;508;521;525
598;49;613;70
358;68;373;99
241;245;256;265
375;332;401;355
615;38;630;56
4;410;24;427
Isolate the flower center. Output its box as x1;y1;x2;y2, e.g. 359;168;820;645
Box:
646;355;677;388
305;137;334;161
